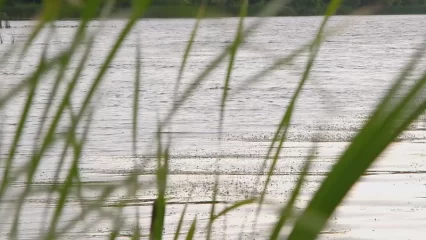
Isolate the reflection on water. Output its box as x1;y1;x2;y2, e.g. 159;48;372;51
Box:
1;15;426;239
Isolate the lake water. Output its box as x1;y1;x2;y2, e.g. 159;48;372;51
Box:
1;15;426;239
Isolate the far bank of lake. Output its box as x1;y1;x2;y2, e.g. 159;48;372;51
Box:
1;4;426;20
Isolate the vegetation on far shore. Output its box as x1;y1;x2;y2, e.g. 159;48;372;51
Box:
1;0;426;19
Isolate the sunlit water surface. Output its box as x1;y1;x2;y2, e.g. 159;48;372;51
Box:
1;16;426;239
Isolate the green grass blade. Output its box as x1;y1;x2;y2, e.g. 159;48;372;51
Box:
73;2;150;135
186;218;197;240
9;27;99;239
207;3;248;239
131;211;141;240
173;187;195;240
162;0;293;126
219;0;248;136
167;4;205;149
109;212;125;240
213;198;256;222
150;131;168;240
173;4;205;101
287;47;426;240
7;57;46;238
39;36;98;234
252;0;339;230
206;176;219;240
133;34;142;155
32;0;104;150
55;185;117;237
173;203;190;240
44;106;94;240
0;48;48;201
12;8;151;225
231;43;309;96
366;39;426;122
16;1;63;70
0;55;60;109
269;146;315;240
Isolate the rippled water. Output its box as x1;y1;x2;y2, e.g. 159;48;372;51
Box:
1;15;426;239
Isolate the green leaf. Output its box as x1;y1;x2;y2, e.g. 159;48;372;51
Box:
186;217;197;240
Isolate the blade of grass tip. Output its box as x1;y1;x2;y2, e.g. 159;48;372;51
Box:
259;0;342;174
251;0;338;232
139;0;291;162
186;217;197;240
131;209;141;240
40;129;71;233
133;33;141;156
374;72;426;142
72;0;151;138
211;4;248;239
172;4;205;103
366;72;426;157
39;33;98;232
222;202;227;240
0;53;61;109
368;38;426;121
219;0;247;138
231;43;309;96
38;2;118;214
0;44;48;201
392;83;426;140
151;125;168;240
27;0;105;171
287;80;425;239
269;145;315;240
32;27;60;150
56;184;117;236
7;55;48;239
38;24;104;231
109;210;125;240
30;0;116;178
206;173;219;240
234;45;317;239
173;187;195;240
212;198;256;222
167;3;205;147
161;0;292;127
207;3;248;240
0;17;110;110
33;0;104;151
15;0;62;70
45;105;94;240
66;101;85;208
0;41;19;67
40;29;100;213
287;52;424;240
10;27;98;239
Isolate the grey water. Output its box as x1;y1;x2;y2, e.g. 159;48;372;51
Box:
1;15;426;239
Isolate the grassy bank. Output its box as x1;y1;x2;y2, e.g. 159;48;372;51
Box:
1;3;426;20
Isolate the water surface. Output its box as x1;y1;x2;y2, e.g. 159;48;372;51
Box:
1;15;426;239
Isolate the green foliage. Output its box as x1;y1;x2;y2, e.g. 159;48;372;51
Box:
0;0;425;240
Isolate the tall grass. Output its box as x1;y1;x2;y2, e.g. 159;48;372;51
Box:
0;0;425;239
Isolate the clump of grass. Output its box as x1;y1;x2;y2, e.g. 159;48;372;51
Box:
0;0;425;239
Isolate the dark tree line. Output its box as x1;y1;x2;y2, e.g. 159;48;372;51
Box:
4;0;426;8
117;0;426;7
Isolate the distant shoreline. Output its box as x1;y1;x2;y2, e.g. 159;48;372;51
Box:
1;4;426;20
